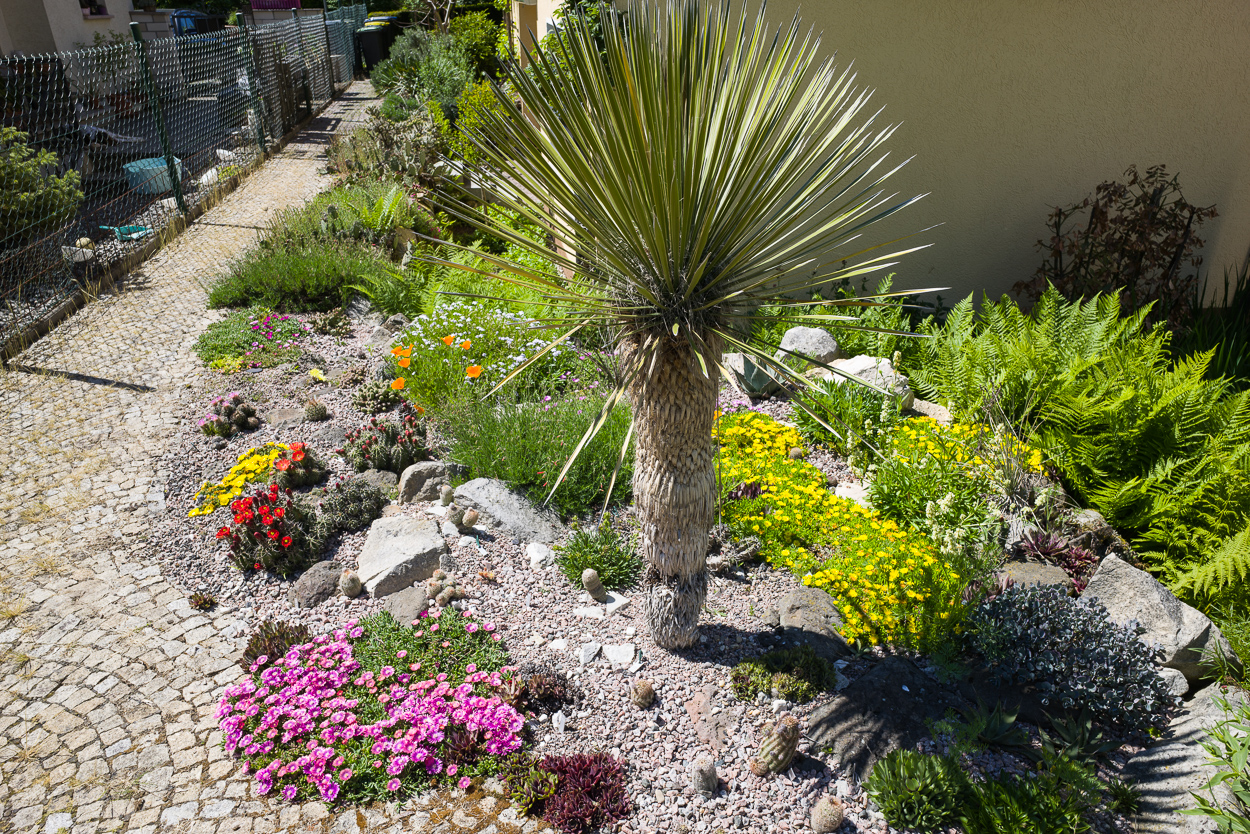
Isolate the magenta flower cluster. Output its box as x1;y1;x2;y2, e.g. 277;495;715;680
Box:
216;618;524;802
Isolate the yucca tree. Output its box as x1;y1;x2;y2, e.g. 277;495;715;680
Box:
428;0;934;648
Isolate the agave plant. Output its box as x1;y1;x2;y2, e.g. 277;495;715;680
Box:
421;0;936;648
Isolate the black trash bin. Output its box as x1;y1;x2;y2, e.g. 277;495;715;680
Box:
356;26;386;72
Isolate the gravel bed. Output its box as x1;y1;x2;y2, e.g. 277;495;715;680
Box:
149;309;1133;834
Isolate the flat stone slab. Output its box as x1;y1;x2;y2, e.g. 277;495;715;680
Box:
356;516;447;598
455;478;566;544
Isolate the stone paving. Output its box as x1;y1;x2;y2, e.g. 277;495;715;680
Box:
0;84;548;834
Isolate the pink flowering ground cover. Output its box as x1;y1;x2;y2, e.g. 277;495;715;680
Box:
217;609;523;803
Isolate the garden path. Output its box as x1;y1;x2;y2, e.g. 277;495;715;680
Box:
0;84;536;834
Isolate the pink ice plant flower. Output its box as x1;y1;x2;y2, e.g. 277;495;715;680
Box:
216;618;523;803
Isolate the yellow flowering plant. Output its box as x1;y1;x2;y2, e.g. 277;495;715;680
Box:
715;411;964;649
868;417;1046;576
189;443;288;517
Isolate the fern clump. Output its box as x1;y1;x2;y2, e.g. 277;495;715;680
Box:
912;287;1250;602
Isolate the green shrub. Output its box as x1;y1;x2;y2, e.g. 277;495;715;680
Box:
444;391;633;518
193;307;309;368
450;11;500;78
207;240;393;313
327;108;447;183
554;520;639;590
864;750;965;831
372;29;472;122
0;127;83;244
964;584;1179;738
450;80;512;166
728;645;839;704
960;765;1097;834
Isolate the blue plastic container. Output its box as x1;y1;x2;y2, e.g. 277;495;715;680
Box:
123;157;183;194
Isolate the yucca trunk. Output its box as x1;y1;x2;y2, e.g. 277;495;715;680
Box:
629;336;720;649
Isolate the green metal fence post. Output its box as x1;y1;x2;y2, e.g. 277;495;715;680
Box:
238;21;270;154
131;22;187;215
291;9;313;116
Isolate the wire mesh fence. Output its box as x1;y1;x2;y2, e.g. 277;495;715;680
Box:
0;6;366;356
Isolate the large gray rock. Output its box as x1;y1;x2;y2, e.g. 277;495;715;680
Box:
359;469;398;491
1123;685;1246;833
398;461;448;504
383;583;429;625
1084;555;1241;685
454;478;566;545
808;657;963;780
777;326;842;367
287;560;343;609
264;407;304;431
827;355;915;410
777;587;851;662
356;516;447;598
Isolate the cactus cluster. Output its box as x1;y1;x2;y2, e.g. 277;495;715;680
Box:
351;377;402;415
340;412;428;475
269;442;327;490
426;569;466;607
307;307;353;338
198;392;259;438
310;477;386;545
446;504;479;531
304;396;329;422
629;678;655;709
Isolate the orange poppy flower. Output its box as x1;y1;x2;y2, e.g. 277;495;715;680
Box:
391;378;406;390
400;345;412;357
398;357;411;368
460;340;471;350
441;335;455;346
466;365;483;379
391;345;403;356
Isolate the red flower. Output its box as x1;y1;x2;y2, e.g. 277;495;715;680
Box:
290;442;305;453
254;562;262;570
242;497;253;508
216;526;230;539
281;536;293;548
290;450;305;463
267;529;280;540
275;459;292;471
233;515;244;525
274;507;285;519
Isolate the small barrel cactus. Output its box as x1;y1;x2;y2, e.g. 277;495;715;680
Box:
439;483;454;506
199;392;260;438
461;508;479;529
305;397;329;422
690;753;718;796
749;714;801;777
339;569;362;598
352;378;402;415
810;795;845;833
629;678;655;708
582;567;608;602
447;505;465;528
426;569;466;607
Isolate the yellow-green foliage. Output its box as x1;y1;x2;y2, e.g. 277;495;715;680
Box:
190;444;287;517
450;80;512;167
716;411;964;648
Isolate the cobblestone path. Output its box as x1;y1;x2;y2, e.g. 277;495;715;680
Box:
0;84;540;834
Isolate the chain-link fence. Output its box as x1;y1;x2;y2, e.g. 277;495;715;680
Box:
326;4;368;87
0;6;366;357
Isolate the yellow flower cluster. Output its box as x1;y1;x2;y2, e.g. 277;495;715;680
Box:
891;416;1045;474
716;411;963;648
189;443;288;517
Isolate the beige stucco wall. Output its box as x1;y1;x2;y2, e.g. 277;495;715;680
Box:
43;0;132;53
722;0;1250;303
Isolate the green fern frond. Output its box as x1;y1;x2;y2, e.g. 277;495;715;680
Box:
1172;526;1250;599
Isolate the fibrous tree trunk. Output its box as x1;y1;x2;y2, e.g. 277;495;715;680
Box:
628;335;720;649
